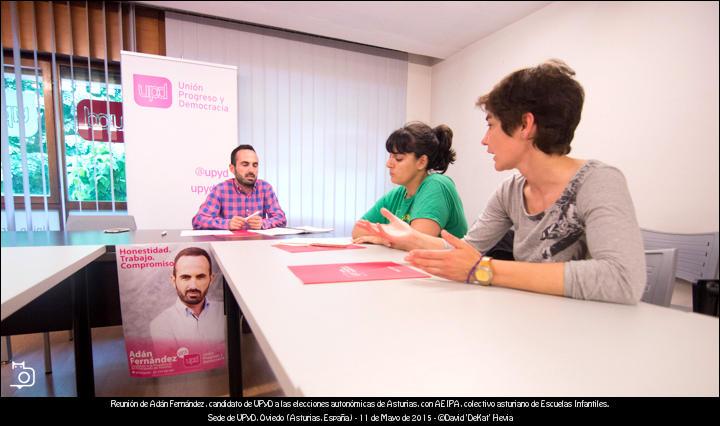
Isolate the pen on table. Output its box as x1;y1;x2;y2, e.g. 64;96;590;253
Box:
245;210;262;219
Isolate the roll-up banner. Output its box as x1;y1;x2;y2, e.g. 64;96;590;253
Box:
120;51;238;229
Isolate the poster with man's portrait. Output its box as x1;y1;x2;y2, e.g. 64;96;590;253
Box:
117;243;226;377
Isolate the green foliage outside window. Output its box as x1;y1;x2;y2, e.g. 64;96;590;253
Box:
2;71;127;203
61;77;126;202
2;73;51;197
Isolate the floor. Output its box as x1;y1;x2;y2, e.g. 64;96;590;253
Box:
1;326;284;397
0;280;696;397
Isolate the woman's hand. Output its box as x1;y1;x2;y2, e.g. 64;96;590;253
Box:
405;230;482;282
354;208;417;250
352;234;391;246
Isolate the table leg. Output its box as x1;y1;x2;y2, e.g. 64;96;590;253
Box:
224;277;243;397
72;268;95;397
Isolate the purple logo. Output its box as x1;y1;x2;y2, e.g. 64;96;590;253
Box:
133;74;172;108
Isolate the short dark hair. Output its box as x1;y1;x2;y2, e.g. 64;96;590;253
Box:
173;246;212;276
230;144;256;166
385;122;456;174
476;59;585;155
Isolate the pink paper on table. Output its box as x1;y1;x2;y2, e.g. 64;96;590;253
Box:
273;244;366;253
288;261;429;284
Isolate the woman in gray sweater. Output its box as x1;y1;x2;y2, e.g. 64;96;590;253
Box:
356;59;646;305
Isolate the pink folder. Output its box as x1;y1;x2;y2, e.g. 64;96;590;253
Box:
231;229;256;236
288;261;430;284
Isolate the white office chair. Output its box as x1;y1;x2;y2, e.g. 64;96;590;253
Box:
641;229;719;283
643;249;679;307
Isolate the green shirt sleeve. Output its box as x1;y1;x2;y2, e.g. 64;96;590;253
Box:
410;174;468;237
410;178;450;226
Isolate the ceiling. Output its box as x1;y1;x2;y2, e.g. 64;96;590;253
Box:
138;1;552;60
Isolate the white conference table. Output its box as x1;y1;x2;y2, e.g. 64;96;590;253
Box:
1;245;106;320
1;244;106;397
211;239;719;397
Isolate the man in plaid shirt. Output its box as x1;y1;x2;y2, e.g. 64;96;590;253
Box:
192;145;287;230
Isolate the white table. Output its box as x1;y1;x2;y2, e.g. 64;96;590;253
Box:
1;244;106;397
1;245;106;320
211;239;719;397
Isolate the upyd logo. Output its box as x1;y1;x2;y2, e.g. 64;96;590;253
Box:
133;74;172;108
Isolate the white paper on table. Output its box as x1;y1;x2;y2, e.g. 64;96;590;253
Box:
248;228;306;236
291;226;334;233
180;230;233;237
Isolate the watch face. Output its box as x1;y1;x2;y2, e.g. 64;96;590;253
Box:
475;268;491;283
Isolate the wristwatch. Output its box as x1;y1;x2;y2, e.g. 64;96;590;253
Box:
473;256;493;286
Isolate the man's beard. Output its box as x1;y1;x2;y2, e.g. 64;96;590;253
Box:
178;288;206;305
236;173;256;187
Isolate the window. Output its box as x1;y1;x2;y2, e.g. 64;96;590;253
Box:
1;1;165;229
1;59;59;207
2;66;50;197
2;58;125;212
60;66;126;204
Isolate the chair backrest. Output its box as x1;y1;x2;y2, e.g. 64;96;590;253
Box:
643;248;679;307
65;214;137;231
641;229;719;283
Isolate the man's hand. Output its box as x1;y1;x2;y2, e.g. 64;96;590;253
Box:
405;230;481;282
246;215;263;230
229;216;246;230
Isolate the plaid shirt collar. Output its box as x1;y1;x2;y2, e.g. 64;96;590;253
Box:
232;178;257;195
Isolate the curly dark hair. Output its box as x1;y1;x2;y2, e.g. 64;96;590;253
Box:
385;122;456;173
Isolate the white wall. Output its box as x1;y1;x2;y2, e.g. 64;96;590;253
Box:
406;61;432;123
166;12;407;235
431;2;719;233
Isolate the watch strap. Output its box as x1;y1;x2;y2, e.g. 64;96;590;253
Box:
466;258;483;284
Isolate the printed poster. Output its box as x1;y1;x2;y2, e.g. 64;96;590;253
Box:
117;243;226;377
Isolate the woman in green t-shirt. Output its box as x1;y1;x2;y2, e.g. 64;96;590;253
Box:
352;122;468;245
